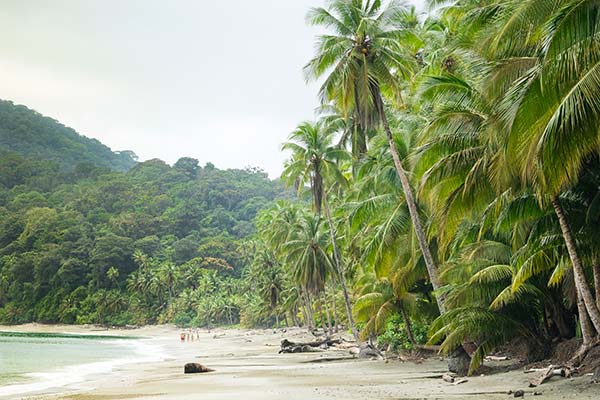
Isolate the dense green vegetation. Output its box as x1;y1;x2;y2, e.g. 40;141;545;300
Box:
0;149;288;326
244;0;600;375
0;100;137;172
5;0;600;377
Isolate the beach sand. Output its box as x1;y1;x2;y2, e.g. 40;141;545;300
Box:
2;324;598;400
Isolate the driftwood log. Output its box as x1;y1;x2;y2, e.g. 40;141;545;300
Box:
279;338;343;353
357;343;384;359
527;365;573;387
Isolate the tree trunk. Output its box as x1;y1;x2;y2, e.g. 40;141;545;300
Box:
300;291;311;330
399;302;417;346
305;290;316;331
593;257;600;311
323;195;360;340
331;284;339;333
551;197;600;333
375;94;445;314
578;293;595;346
321;292;333;335
293;304;300;327
318;298;327;332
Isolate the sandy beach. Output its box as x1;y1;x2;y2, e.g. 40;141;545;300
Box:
0;324;597;400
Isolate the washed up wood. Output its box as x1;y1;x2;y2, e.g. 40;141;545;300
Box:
357;343;384;359
527;365;574;387
279;337;342;353
485;355;510;361
441;373;467;385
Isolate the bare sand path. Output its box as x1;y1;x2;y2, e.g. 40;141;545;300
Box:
1;324;598;400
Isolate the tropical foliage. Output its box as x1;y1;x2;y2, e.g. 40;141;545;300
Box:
0;149;288;326
5;0;600;377
248;0;600;375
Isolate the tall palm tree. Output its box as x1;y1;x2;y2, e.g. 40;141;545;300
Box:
283;212;334;330
305;0;446;313
282;119;359;339
282;120;349;215
495;0;600;347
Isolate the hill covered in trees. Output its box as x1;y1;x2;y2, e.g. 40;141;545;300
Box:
0;148;289;325
0;100;137;172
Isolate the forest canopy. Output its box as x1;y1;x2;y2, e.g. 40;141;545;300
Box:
0;148;289;326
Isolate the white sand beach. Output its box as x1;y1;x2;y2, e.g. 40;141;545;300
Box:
0;324;597;400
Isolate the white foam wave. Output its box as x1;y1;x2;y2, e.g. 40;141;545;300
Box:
0;339;166;398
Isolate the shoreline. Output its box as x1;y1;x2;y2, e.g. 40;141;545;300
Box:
0;324;598;399
0;324;168;399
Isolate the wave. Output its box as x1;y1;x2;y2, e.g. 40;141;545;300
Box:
0;338;166;398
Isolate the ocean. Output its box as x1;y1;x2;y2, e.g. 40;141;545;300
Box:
0;331;164;398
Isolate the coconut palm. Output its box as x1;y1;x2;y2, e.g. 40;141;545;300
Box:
283;212;334;329
282;120;349;215
493;0;600;352
305;0;447;313
282;119;359;338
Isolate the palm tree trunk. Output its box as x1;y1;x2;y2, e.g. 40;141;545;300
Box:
331;284;339;333
305;290;316;331
551;197;600;333
399;303;417;346
375;94;445;314
593;257;600;311
570;294;596;366
318;299;327;332
293;304;300;327
300;291;310;329
578;290;595;346
323;195;360;340
321;291;333;335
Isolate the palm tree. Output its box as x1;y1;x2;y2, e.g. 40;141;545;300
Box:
493;0;600;350
282;120;359;338
282;120;349;215
283;212;334;331
305;0;447;313
246;241;286;326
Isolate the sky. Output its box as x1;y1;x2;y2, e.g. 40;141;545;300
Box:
1;0;426;178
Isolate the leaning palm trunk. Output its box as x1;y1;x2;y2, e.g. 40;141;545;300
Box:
330;284;339;333
593;258;600;311
399;303;417;346
323;195;360;340
569;299;596;366
375;94;446;314
551;197;600;333
301;290;314;330
321;291;333;335
578;290;595;347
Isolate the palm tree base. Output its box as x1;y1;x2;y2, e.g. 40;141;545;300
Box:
447;346;472;376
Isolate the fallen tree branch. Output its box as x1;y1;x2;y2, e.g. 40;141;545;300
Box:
528;365;574;387
279;338;342;353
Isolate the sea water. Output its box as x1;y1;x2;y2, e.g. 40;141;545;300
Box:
0;331;165;398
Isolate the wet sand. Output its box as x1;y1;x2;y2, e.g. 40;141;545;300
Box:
2;324;598;399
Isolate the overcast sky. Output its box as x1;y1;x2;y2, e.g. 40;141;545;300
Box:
1;0;425;178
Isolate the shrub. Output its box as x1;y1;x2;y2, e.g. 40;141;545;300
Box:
377;314;428;352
